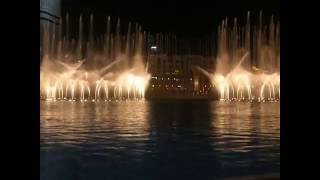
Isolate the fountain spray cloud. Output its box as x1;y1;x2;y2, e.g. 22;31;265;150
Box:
198;12;280;101
40;14;150;101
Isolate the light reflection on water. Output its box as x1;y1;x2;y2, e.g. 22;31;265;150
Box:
40;100;279;180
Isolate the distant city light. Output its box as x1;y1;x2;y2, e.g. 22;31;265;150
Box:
151;46;157;50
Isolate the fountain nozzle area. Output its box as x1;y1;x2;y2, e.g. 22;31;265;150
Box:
196;61;279;102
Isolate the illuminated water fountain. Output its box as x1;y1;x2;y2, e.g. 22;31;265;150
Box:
40;11;279;102
198;11;280;102
40;14;151;101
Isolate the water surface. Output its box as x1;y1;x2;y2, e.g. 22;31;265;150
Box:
40;100;280;180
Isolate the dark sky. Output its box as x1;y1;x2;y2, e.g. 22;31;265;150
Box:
61;0;280;38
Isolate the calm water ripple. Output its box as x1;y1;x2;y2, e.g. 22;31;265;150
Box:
41;100;279;180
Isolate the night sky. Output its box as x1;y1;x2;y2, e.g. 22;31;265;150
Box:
61;0;280;38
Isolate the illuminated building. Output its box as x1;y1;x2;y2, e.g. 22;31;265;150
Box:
146;54;217;99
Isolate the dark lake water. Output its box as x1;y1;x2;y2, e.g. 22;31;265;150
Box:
40;100;280;180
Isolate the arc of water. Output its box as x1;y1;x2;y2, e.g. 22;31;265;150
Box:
65;86;69;99
114;86;118;99
71;80;77;100
220;84;225;100
236;83;241;100
127;86;131;99
46;83;56;100
54;80;63;99
95;79;108;101
226;83;230;100
260;83;266;100
97;85;101;100
95;80;101;101
80;82;85;101
230;83;235;99
86;85;91;100
104;83;109;100
260;79;270;101
267;83;272;99
119;86;122;99
141;87;145;98
133;86;136;99
99;58;124;76
271;82;275;100
233;52;249;70
245;80;251;100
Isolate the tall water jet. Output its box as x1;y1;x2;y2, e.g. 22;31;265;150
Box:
87;14;94;64
244;11;251;70
115;18;121;56
257;11;263;69
65;12;70;54
76;14;83;60
57;18;63;59
125;22;132;68
105;16;111;61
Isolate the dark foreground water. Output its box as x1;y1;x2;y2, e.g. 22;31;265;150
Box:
40;100;280;180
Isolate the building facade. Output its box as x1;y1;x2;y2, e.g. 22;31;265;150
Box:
146;54;217;99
